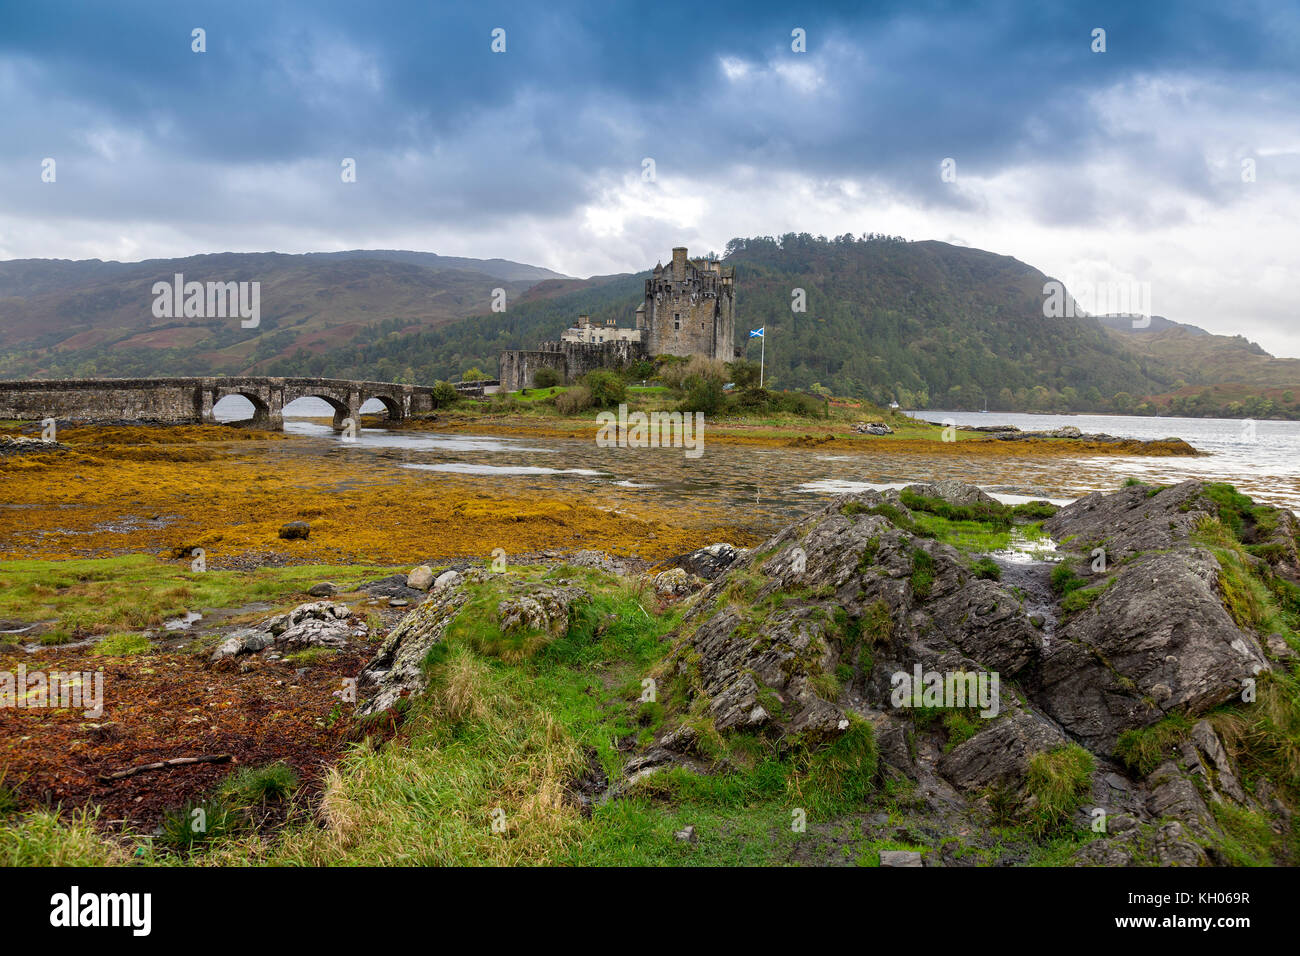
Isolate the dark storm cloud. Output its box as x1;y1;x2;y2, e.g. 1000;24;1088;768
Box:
0;0;1296;236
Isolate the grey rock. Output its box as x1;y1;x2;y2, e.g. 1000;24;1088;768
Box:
663;543;746;581
674;825;697;843
307;582;338;597
209;627;273;664
357;576;585;715
433;569;463;590
879;850;923;867
1034;548;1266;751
277;617;353;652
565;550;629;576
937;710;1069;792
496;585;588;637
357;586;473;715
1266;632;1297;660
653;567;702;597
278;520;310;540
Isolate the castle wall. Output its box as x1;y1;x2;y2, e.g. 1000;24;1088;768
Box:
498;350;568;392
498;340;647;391
556;339;643;381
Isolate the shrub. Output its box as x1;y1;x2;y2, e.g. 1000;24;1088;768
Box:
430;380;460;409
728;359;762;389
661;354;727;391
970;557;1001;581
532;366;561;389
554;385;593;415
681;375;725;415
1010;500;1058;520
624;359;655;382
582;370;626;408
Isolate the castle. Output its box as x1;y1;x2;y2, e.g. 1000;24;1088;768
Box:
498;247;736;391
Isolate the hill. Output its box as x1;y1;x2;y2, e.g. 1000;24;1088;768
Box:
0;251;568;381
2;236;1298;418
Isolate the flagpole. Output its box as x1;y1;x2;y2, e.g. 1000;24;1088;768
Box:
760;330;765;389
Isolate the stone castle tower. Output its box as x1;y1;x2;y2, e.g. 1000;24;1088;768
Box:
639;247;736;360
497;245;737;391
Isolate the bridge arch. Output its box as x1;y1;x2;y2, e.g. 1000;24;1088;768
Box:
211;389;275;427
287;393;353;430
360;394;403;422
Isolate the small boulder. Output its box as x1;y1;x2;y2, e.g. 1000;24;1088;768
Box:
674;825;698;844
853;422;894;436
278;520;310;540
210;628;273;665
654;567;702;597
433;569;463;590
407;565;435;590
307;582;338;597
665;543;746;581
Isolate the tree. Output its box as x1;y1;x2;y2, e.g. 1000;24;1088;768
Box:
532;366;561;388
583;370;626;408
461;366;486;381
728;359;762;389
681;374;725;415
430;380;460;408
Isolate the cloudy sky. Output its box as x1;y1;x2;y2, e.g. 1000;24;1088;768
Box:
2;0;1298;354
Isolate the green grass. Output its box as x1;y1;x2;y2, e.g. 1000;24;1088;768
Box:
1023;744;1095;837
909;548;935;599
1060;579;1112;616
898;490;1011;528
92;631;153;656
512;385;568;403
1114;714;1195;776
1049;561;1089;597
0;555;397;636
1207;802;1283;866
970;557;1001;581
284;647;340;666
0;808;132;865
219;762;300;804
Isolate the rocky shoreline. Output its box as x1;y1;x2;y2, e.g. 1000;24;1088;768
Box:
330;477;1297;865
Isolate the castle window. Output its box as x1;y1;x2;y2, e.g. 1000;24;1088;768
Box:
673;312;681;330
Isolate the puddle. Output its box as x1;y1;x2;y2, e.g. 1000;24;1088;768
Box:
403;463;609;477
163;611;203;631
988;529;1061;565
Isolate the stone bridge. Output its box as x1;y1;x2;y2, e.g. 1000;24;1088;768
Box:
0;377;453;431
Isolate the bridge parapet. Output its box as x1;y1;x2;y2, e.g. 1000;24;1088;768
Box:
0;377;440;431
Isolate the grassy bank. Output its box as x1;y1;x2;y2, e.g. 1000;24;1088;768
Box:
0;560;1096;866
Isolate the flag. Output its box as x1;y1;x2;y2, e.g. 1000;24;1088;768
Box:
749;327;764;338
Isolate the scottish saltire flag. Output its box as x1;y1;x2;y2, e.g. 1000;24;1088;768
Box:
749;327;764;338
